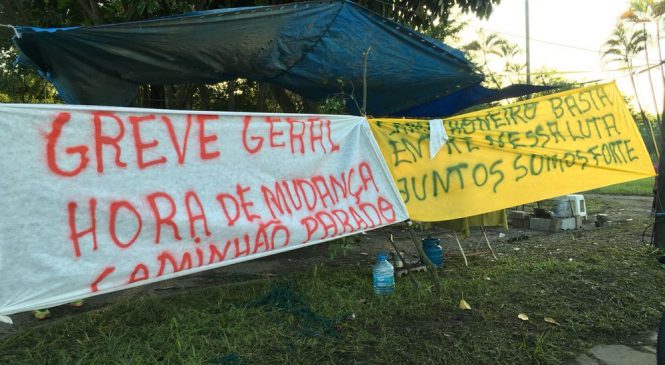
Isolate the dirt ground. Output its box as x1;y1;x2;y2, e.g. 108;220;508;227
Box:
0;193;654;338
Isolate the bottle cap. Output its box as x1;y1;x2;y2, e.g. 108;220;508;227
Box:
377;252;388;260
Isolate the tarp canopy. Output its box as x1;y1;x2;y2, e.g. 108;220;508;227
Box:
13;0;488;116
394;83;558;118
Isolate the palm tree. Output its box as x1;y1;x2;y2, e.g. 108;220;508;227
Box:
462;29;508;88
622;0;663;125
603;22;659;157
496;42;523;84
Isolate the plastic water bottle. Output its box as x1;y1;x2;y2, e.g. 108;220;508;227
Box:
373;252;395;295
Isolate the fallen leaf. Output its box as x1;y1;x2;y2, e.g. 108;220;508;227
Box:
360;252;368;256
459;299;471;310
518;313;529;321
544;317;560;326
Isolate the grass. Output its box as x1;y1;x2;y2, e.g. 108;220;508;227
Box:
2;220;665;364
586;177;655;196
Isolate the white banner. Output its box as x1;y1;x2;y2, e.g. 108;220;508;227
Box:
0;104;408;317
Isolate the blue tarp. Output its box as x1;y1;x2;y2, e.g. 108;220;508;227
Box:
395;83;558;117
13;1;482;115
12;0;550;116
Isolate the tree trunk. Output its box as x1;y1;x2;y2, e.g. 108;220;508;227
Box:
149;85;165;109
642;24;661;126
76;0;104;25
653;146;665;247
302;98;320;114
257;82;267;112
199;84;211;110
269;85;297;113
629;73;659;158
228;80;236;111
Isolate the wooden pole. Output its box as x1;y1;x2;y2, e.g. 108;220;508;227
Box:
406;221;441;295
387;233;419;289
480;226;498;260
454;233;469;267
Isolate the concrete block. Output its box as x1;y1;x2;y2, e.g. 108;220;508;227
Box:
561;217;578;230
529;217;583;232
576;216;584;228
508;210;530;219
509;217;530;229
529;217;561;232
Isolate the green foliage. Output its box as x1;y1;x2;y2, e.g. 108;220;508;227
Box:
602;23;647;68
357;0;500;30
0;46;59;103
586;177;655;195
422;12;468;44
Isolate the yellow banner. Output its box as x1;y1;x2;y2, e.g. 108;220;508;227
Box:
370;82;655;221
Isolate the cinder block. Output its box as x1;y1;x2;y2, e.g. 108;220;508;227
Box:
509;217;530;229
530;218;555;232
508;210;530;220
529;217;580;232
560;217;578;230
549;218;563;232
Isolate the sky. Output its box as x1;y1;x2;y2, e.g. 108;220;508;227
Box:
454;0;663;114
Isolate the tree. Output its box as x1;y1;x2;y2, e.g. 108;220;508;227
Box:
462;29;508;88
354;0;500;31
624;0;665;247
496;41;522;84
622;0;663;126
602;23;659;156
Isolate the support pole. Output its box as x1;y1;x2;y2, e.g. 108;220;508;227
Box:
480;226;498;260
525;0;531;85
387;233;419;289
406;221;441;295
454;233;469;267
362;47;371;115
653;150;665;247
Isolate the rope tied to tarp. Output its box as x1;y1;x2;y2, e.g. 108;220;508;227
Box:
0;24;20;38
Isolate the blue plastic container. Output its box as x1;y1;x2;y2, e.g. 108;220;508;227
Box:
422;237;443;268
373;252;395;295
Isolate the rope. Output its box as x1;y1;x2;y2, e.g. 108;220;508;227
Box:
0;24;20;38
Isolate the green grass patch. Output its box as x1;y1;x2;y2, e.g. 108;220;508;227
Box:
2;224;665;364
586;177;655;196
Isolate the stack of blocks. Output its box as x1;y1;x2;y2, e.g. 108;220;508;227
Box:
509;195;587;232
